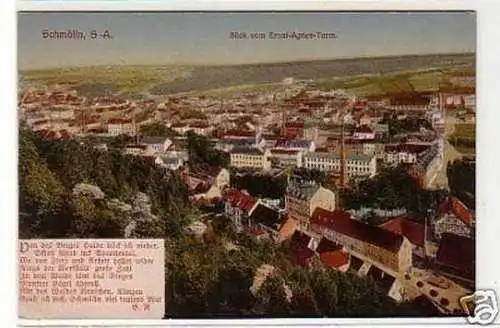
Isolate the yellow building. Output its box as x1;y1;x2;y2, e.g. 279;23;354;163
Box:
285;180;336;231
230;147;271;170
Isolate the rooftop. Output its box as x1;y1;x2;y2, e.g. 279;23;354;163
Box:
379;216;425;247
224;188;256;214
316;238;350;269
435;233;475;280
289;231;314;267
304;151;374;162
310;207;405;253
436;196;474;227
250;203;282;231
231;147;264;155
385;143;430;154
286;180;321;201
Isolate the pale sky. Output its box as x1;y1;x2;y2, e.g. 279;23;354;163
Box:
18;12;476;69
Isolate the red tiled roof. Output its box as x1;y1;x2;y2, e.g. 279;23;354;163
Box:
310;208;405;253
224;188;256;213
319;249;349;269
380;216;425;247
436;196;474;227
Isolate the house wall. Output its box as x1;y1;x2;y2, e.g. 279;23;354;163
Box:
230;153;270;169
310;223;411;273
285;195;310;230
434;214;472;239
309;188;336;216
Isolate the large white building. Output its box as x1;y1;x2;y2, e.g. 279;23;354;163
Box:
230;147;271;170
107;118;135;137
268;149;303;168
303;152;377;178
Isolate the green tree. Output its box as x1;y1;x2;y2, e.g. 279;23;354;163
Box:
139;122;178;139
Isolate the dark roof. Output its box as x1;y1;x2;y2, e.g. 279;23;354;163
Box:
354;125;374;134
380;216;425;247
385;143;430;154
389;93;431;106
310;208;405;253
231;147;264;155
435;233;475;280
223;129;255;137
269;149;301;155
290;230;311;248
250;204;282;230
289;231;314;267
275;138;312;149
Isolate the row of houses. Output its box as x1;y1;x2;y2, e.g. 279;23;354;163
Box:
229;147;378;178
219;177;474;309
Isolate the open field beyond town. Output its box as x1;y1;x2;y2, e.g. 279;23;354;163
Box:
20;53;474;98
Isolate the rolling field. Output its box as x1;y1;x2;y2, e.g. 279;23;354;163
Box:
20;65;193;97
20;53;475;98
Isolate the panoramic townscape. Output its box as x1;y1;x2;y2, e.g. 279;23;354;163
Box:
18;12;476;319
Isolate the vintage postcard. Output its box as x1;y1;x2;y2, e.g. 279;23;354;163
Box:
17;11;480;321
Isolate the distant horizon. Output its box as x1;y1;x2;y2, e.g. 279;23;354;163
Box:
19;51;475;72
18;12;476;69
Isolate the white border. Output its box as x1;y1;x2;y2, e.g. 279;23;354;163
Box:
4;0;500;327
17;0;478;12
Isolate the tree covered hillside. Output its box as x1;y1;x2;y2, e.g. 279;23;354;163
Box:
18;128;438;318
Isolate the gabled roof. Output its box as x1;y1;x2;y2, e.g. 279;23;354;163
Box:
224;189;256;214
250;203;282;230
380;216;425;247
310;208;405;253
290;230;311;248
436;196;474;227
316;239;350;269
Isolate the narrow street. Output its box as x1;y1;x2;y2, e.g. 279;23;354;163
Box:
428;120;463;190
